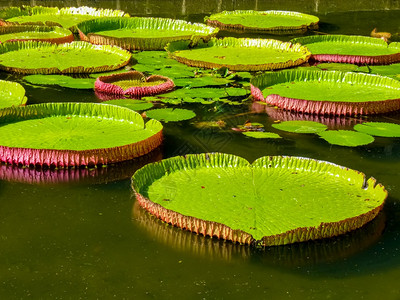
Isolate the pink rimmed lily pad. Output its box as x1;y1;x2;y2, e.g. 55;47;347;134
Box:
251;69;400;116
95;71;175;99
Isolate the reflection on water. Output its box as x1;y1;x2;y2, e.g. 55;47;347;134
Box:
132;200;386;268
252;102;365;129
0;147;162;185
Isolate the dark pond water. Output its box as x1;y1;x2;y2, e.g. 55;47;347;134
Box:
1;0;400;299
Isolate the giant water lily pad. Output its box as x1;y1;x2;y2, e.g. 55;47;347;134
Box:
166;37;311;71
0;6;128;32
0;103;163;167
94;71;175;98
251;69;400;116
354;122;400;137
291;35;400;65
132;153;387;246
205;10;319;34
77;17;219;51
0;80;27;109
0;41;131;74
0;25;73;44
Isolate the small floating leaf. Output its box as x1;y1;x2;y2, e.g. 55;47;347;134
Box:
318;130;374;147
316;63;359;72
24;74;95;89
160;87;247;99
272;120;328;133
102;99;154;111
145;108;196;122
354;122;400;137
174;76;233;87
242;132;281;139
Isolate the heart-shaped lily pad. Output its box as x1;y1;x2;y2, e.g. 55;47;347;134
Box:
132;153;387;246
353;122;400;137
166;37;311;71
0;41;131;74
0;103;163;167
205;10;319;34
0;80;27;109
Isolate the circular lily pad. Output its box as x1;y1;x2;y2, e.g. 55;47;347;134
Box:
160;87;247;99
291;35;400;65
77;17;219;51
132;153;387;246
318;130;374;147
0;41;131;74
242;132;281;139
166;37;311;71
0;25;73;44
0;103;163;167
0;6;128;32
251;69;400;116
205;10;319;34
272;121;328;133
354;122;400;137
0;80;27;109
95;71;175;98
24;74;95;89
144;108;196;122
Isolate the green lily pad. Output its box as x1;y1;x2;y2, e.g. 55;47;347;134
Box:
144;108;196;122
0;102;163;167
0;6;128;32
149;66;196;79
132;153;387;246
0;80;27;109
272;121;328;133
291;35;400;64
251;69;400;116
102;99;154;111
24;74;95;89
318;130;375;147
205;10;319;34
354;122;400;137
316;63;359;72
0;41;131;74
173;76;233;87
133;50;186;67
242;132;281;139
166;37;311;71
358;63;400;77
161;87;247;99
0;25;73;43
77;17;219;50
